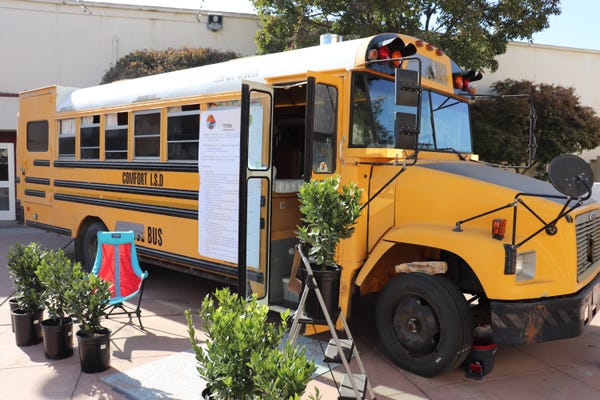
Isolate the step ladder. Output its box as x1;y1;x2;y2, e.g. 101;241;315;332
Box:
288;244;376;400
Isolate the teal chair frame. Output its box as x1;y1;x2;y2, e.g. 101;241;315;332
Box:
92;231;149;330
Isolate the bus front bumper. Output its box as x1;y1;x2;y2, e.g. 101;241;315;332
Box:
490;272;600;344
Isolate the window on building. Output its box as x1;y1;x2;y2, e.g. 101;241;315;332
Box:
27;120;49;152
58;119;76;159
105;112;128;160
80;115;100;159
134;110;160;159
167;105;199;161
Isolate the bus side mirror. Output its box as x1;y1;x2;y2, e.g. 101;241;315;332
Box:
395;69;420;107
395;112;418;150
395;69;421;151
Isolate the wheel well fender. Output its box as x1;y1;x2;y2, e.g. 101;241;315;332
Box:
356;226;490;295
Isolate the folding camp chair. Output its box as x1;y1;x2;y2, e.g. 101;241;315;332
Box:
92;231;149;330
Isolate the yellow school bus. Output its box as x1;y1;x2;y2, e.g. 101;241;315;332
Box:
17;33;600;376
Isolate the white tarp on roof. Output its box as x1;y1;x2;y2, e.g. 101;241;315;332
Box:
56;37;370;112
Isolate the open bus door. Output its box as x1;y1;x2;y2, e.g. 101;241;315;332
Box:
238;81;273;299
304;72;343;179
266;72;344;312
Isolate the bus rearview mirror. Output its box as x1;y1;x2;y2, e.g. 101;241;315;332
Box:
395;69;420;107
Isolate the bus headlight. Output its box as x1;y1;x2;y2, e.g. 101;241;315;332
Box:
516;251;536;282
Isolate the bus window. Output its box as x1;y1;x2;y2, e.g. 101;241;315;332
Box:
430;92;471;152
167;105;199;161
58;119;75;158
419;91;435;149
134;109;160;159
27;120;48;152
312;84;337;173
105;112;128;160
350;72;471;152
80;115;100;159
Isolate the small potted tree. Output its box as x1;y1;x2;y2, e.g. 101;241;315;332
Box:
185;287;315;399
7;242;46;346
66;263;112;373
36;248;76;359
296;175;362;319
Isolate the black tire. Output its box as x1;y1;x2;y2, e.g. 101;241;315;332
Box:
376;273;473;377
74;221;107;273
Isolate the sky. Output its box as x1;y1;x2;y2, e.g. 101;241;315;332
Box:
90;0;599;51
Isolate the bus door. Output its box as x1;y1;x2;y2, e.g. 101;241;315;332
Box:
267;72;343;311
239;81;273;299
305;72;342;179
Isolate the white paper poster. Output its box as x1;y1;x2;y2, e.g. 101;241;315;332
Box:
197;106;241;264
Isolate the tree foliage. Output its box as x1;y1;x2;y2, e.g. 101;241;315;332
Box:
101;47;240;84
471;79;600;174
250;0;561;71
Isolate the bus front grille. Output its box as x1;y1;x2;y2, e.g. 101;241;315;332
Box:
575;210;600;281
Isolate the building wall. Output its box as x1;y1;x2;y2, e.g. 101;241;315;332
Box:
478;41;600;163
0;0;259;130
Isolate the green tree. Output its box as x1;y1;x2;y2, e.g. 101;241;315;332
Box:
250;0;560;71
101;47;240;84
471;79;600;175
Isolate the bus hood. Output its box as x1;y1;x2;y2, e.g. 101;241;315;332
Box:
420;161;593;204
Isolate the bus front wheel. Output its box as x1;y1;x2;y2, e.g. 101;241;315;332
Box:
376;272;473;377
75;221;107;272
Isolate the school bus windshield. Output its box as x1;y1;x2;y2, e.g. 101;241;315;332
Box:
350;71;472;153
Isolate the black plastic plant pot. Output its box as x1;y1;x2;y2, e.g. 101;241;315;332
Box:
298;265;341;321
12;308;43;346
76;328;111;373
8;298;19;333
41;317;74;360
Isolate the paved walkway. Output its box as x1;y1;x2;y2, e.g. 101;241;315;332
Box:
1;221;599;399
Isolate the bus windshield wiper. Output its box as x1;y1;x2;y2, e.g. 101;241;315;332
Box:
438;147;467;161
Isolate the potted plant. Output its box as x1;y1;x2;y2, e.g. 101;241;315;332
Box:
185;287;315;399
7;242;46;346
296;175;362;319
66;262;112;373
36;248;76;359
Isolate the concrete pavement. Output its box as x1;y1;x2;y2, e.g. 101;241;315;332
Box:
1;221;599;399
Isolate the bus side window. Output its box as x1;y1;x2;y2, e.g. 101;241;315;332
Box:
134;110;161;159
312;84;337;174
105;112;128;160
167;104;199;161
27;120;49;152
58;119;75;158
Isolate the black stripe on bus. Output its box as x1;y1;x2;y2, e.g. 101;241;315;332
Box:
54;180;197;200
138;246;264;284
25;189;45;198
34;160;50;166
54;193;197;219
25;220;71;236
53;160;198;173
25;177;51;185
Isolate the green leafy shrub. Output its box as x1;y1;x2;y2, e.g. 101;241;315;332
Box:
36;248;78;323
297;175;363;268
7;242;46;313
101;47;240;83
65;263;111;335
186;287;315;399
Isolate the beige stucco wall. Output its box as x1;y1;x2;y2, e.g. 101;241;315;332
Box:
478;41;600;163
0;0;259;130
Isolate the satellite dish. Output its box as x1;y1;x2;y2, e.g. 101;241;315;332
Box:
548;154;594;197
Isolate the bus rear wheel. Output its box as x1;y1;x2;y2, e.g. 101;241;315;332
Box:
75;221;107;272
376;272;473;377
